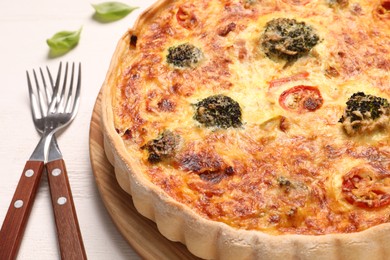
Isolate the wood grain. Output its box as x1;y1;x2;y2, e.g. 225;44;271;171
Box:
0;160;44;260
46;159;87;260
89;91;201;260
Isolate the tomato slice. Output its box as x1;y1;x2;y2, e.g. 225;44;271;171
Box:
278;85;323;113
342;167;390;208
176;6;198;30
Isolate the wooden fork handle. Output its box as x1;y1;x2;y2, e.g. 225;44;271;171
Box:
0;160;44;260
46;159;87;260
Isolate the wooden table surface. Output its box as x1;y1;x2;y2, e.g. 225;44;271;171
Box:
0;0;157;258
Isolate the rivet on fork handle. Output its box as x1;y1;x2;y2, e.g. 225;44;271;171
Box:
0;161;45;260
47;159;87;260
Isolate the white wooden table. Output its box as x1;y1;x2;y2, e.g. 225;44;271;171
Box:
0;0;156;258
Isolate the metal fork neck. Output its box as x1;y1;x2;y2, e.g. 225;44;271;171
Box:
47;135;63;162
29;130;60;162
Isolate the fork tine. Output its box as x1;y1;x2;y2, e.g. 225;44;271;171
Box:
44;66;55;104
26;71;41;121
39;68;50;105
32;69;47;117
65;62;81;114
57;62;69;113
48;62;64;113
64;62;75;113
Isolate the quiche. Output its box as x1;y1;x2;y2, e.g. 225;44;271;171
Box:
101;0;390;258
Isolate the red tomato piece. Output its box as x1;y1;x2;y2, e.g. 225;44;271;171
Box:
342;167;390;208
278;85;323;113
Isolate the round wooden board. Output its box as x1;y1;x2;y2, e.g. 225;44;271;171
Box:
89;91;201;260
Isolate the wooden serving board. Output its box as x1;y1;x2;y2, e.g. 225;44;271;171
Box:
89;91;201;260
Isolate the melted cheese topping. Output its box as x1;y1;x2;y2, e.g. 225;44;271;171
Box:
112;0;390;235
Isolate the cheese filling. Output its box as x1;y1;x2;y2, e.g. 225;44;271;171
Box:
113;0;390;235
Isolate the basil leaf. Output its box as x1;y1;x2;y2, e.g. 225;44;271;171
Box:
46;28;82;57
92;2;138;22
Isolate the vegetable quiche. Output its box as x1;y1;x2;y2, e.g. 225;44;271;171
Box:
101;0;390;258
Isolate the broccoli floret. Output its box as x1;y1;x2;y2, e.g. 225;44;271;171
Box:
260;18;319;61
339;92;389;135
194;95;242;129
166;43;203;68
141;131;180;163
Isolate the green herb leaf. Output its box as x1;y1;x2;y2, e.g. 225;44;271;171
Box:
46;28;82;57
92;2;138;22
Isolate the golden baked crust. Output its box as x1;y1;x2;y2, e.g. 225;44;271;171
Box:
101;0;390;258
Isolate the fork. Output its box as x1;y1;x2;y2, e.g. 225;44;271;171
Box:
31;62;86;260
0;62;86;260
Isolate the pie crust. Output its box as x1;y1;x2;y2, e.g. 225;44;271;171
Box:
101;0;390;258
